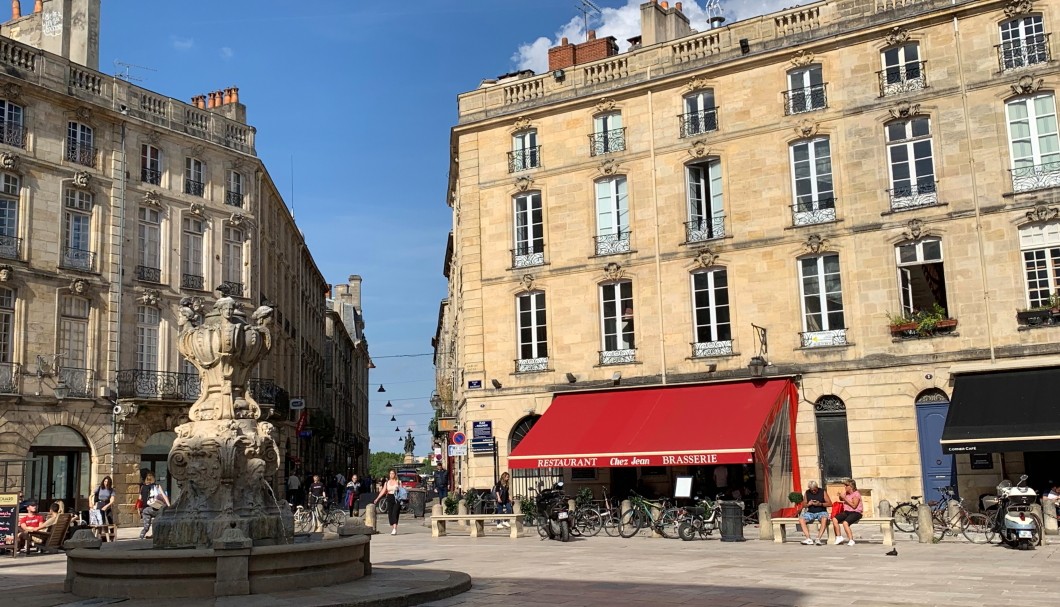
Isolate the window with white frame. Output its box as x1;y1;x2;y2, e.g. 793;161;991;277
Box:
185;157;205;196
896;238;947;317
887;117;936;208
1006;93;1060;193
510;129;539;172
0;174;18;259
600;281;635;363
595;176;630;255
516;291;547;372
790;138;835;224
880;43;925;96
137;207;162;281
181;217;205;289
136;305;160;371
66;121;94;166
591;112;624;156
999;15;1049;71
223;226;244;294
141;144;162;185
681;90;717;137
62;189;93;270
0;286;12;363
226;170;244;207
799;254;846;346
59;295;89;369
0;99;24;148
686;159;725;241
512;191;544;267
691;269;732;357
786;66;826;114
1020;222;1060;308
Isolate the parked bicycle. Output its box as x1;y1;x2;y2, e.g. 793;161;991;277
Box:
620;492;678;538
891;487;990;543
892;486;953;532
294;496;347;533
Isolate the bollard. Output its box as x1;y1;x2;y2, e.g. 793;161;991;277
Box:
365;503;377;530
945;499;961;533
1043;497;1058;535
431;503;442;517
877;499;892;519
758;502;773;541
649;500;663;538
917;503;934;543
513;500;522;515
458;499;469;526
1030;503;1044;534
620;499;631;526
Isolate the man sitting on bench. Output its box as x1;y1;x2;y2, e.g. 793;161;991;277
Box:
798;480;832;545
16;502;54;554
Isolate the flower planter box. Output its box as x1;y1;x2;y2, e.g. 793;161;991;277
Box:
889;322;918;335
935;319;958;330
1017;309;1056;326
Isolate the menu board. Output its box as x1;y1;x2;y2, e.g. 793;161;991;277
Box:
0;493;16;557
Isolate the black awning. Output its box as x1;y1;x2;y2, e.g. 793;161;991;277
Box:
941;367;1060;454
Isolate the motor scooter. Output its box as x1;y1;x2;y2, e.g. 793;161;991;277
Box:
994;475;1041;550
534;481;571;542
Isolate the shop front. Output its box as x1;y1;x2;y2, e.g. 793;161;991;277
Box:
508;378;800;515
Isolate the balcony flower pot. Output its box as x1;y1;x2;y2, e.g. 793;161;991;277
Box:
889;321;918;335
1017;309;1053;326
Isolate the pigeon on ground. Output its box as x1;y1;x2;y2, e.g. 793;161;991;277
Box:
885;548;898;556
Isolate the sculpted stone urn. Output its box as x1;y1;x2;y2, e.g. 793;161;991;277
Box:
152;295;293;548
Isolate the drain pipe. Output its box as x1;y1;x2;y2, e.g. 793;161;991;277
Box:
647;68;668;385
112;111;128;481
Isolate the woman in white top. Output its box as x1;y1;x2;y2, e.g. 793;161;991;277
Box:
373;469;401;535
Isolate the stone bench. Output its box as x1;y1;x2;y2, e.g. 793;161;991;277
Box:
430;514;523;539
771;516;894;546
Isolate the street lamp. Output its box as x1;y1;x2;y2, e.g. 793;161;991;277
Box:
53;380;70;401
747;355;768;378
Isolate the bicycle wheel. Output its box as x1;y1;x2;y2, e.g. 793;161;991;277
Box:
892;503;918;533
1031;514;1043;547
656;507;681;539
962;513;992;544
576;508;603;537
377;499;388;514
326;510;347;532
602;512;621;537
293;509;313;533
678;519;699;541
931;511;948;542
619;508;646;538
536;515;549;538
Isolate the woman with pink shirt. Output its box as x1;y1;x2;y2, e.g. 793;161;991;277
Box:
831;479;863;546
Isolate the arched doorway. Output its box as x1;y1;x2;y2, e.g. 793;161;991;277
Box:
915;388;954;498
28;425;90;514
140;431;179;502
508;415;560;498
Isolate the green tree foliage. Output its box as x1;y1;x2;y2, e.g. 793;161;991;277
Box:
368;451;404;480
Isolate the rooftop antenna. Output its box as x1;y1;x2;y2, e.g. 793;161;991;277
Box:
113;59;156;83
576;0;601;41
706;0;726;29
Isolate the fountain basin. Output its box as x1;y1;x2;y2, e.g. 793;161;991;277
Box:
65;535;370;598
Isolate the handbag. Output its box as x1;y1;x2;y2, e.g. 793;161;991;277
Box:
134;497;144;511
395;485;408;501
147;498;165;510
830;501;843;518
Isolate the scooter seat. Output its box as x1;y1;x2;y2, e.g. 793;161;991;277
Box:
685;506;705;516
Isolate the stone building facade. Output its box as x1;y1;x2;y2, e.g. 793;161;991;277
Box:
437;0;1060;510
0;0;366;524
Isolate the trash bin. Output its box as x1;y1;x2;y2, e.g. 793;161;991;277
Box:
719;500;745;542
408;488;427;518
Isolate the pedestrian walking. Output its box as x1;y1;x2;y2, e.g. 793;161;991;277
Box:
494;471;512;528
345;474;360;517
373;469;402;535
433;463;449;505
139;472;170;540
287;470;302;507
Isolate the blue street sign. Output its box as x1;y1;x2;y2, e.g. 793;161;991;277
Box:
452;432;466;445
470;437;494;454
472;420;493;439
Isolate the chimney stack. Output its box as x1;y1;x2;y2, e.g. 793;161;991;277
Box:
547;29;618;72
33;0;40;13
588;29;596;41
640;0;692;47
10;0;19;20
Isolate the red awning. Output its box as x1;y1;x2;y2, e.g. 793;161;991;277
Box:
508;379;793;469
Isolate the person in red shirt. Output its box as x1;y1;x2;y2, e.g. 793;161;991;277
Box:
16;502;44;554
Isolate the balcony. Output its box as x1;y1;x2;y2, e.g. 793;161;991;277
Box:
0;234;21;260
0;121;26;148
588;128;626;156
783;84;828;115
691;340;733;358
877;62;927;97
181;273;204;290
515;357;548;373
507;146;541;172
997;34;1051;72
219;280;244;298
0;362;19;393
791;198;837;226
594;231;631;256
135;265;161;283
800;329;848;348
60;247;94;271
685;217;725;243
678;108;719;138
65;139;96;167
57;367;94;398
888;178;938;211
1011;160;1060;193
225;190;244;207
511;244;545;268
247;378;283;404
599;349;636;365
141;167;162;185
116;369;201;401
184;179;205;197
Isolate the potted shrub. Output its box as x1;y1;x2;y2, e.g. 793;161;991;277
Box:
1017;293;1060;326
789;490;804;509
888;312;918;335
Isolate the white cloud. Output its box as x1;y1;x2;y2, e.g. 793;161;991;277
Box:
512;0;800;73
220;46;235;60
170;35;195;51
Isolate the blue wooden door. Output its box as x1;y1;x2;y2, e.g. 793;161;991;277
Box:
916;403;956;499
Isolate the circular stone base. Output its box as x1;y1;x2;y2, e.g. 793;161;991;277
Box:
66;535;369;599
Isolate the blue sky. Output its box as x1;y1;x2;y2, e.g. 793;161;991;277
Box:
98;0;786;464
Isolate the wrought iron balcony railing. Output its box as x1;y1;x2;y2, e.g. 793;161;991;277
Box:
184;179;205;197
135;265;161;283
679;108;719;138
219;280;244;298
511;244;545;268
783;83;828;115
65;139;96;167
0;362;19;393
594;230;631;256
507;146;541;172
888;178;938;211
57;367;94;398
600;348;636;365
685;217;725;243
877;62;927;97
225;190;244;207
60;247;95;271
141;167;162;185
800;329;848;348
247;378;282;404
0;234;21;260
116;369;201;401
0;121;26;149
692;340;733;358
181;273;204;290
588;128;626;156
997;34;1051;71
1011;160;1060;193
791;198;837;226
515;357;548;373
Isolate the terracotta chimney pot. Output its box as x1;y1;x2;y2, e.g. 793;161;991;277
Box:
230;87;239;103
217;90;225;105
207;92;217;108
588;29;596;41
560;37;568;46
10;0;20;20
661;1;668;9
33;0;40;13
223;88;232;105
675;2;682;11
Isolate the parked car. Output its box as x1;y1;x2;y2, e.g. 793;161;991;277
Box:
397;471;421;489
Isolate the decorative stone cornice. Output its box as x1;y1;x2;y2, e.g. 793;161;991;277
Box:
885;26;910;47
229;213;254;236
692;248;719;269
0;264;12;282
190;144;205;158
1025;204;1060;223
138;288;162;307
74;107;92;123
888;101;921;119
188;202;206;217
1004;0;1033;17
1;82;21;100
71;170;91;189
594;97;618;114
146;131;161;145
512;116;533;131
803;234;828;254
688;140;711;159
514;175;534;192
143;190;162;207
901;218;925;241
0;151;20;172
604;262;624;281
685;75;711;92
794;119;819;138
519;274;535;292
1011;75;1044;96
598;158;622;176
69;278;89;295
790;50;815;67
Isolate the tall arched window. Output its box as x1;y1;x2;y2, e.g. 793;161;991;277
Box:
790;137;835;226
136;305;160;372
1006;92;1058;193
515;291;547;373
512;191;544;268
814;395;851;482
886;116;936;209
600;280;635;364
594;176;629;255
690;268;732;357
